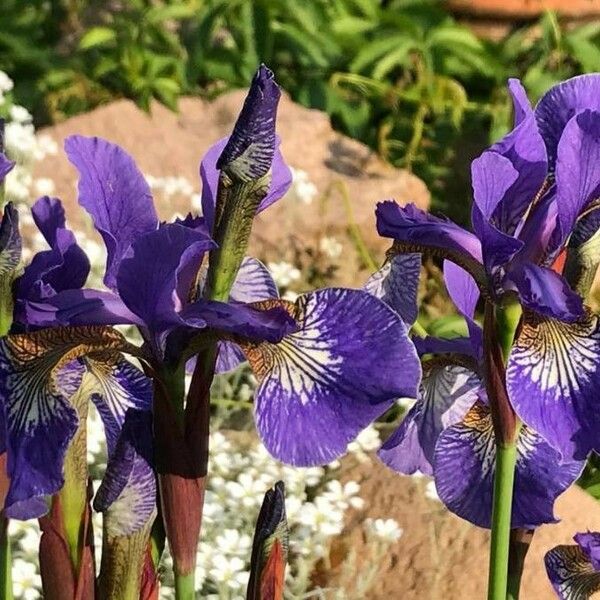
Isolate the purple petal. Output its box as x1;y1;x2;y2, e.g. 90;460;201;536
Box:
507;78;532;126
507;310;600;461
545;539;600;599
575;532;600;571
0;153;14;182
229;257;279;303
87;355;153;456
65;135;158;289
506;262;584;322
364;253;420;326
555;110;600;249
243;288;421;466
413;335;478;358
443;261;479;319
378;365;481;475
0;346;81;518
536;73;600;170
434;403;583;528
116;223;215;334
215;341;246;374
376;201;485;284
180;299;296;343
217;64;281;181
22;289;143;328
93;409;156;536
200;137;292;233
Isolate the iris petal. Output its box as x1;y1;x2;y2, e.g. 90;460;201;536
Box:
506;309;600;460
241;288;420;466
364;253;420;326
545;540;600;600
434;402;583;528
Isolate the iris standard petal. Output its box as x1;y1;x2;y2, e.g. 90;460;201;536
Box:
555;110;600;250
240;288;420;466
506;262;584;322
378;364;481;475
434;402;583;528
65;135;158;290
364;253;421;326
536;73;600;170
376;201;486;285
200;136;292;234
116;223;215;334
545;538;600;600
506;309;600;461
507;78;533;127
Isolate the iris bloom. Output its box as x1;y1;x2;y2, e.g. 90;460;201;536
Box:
376;74;600;463
545;531;600;598
367;258;583;528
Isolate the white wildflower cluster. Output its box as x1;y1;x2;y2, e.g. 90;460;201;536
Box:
319;235;343;259
289;167;318;205
0;70;58;205
268;260;301;289
364;518;403;543
144;174;202;213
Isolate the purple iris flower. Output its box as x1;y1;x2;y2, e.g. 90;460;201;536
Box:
376;75;600;462
368;259;583;528
545;531;600;598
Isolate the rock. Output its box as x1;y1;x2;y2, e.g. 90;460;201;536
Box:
33;92;429;287
322;456;600;599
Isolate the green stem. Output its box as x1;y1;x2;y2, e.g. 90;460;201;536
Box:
0;518;13;600
174;571;195;600
488;442;518;600
410;320;428;338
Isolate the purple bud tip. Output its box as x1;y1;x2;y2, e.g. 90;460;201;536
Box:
217;64;281;181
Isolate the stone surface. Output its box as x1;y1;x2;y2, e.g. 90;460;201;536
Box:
33;91;429;287
322;455;600;599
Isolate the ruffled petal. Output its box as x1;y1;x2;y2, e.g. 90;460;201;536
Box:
241;288;420;466
200;137;291;234
364;253;420;326
378;364;481;475
65;136;158;289
507;309;600;461
376;201;486;286
536;74;600;170
545;538;600;599
506;262;584;322
434;402;583;528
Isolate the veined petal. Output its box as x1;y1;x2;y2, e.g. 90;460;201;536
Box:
116;223;215;334
200;137;292;234
378;364;481;475
241;288;420;466
507;309;600;461
555;110;600;248
0;326;140;518
434;402;583;528
506;262;584;322
575;532;600;571
545;538;600;600
376;201;486;286
536;74;600;170
65;136;158;289
0;202;21;277
364;253;420;326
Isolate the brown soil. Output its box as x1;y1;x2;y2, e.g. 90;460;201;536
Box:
33;92;429;287
319;456;600;599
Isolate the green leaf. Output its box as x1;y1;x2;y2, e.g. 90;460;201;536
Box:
79;27;117;50
350;35;407;73
428;314;469;339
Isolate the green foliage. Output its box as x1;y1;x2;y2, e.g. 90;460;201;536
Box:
2;1;600;220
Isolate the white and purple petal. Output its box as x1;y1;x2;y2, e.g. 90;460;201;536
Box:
378;364;481;475
65;136;158;289
506;310;600;460
434;403;583;528
241;288;420;466
545;535;600;600
364;253;420;326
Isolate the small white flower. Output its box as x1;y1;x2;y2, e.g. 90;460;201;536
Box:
33;177;55;197
0;71;14;93
9;105;32;124
425;479;441;502
364;518;403;543
289;167;318;204
319;236;343;259
208;554;246;586
268;261;301;288
12;558;41;599
282;290;299;302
